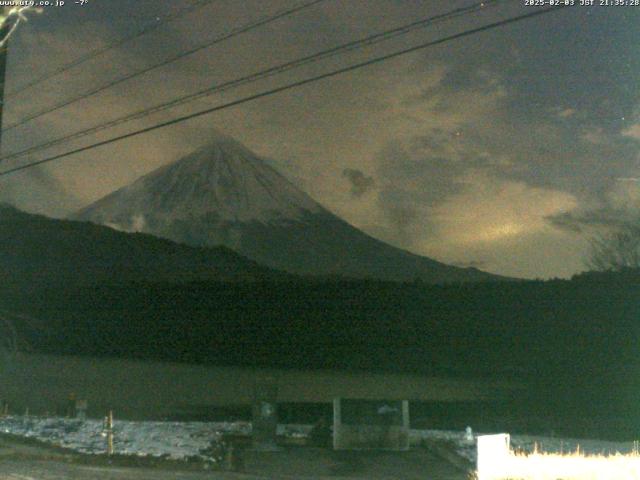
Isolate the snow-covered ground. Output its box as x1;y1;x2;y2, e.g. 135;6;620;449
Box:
0;415;636;467
0;416;310;461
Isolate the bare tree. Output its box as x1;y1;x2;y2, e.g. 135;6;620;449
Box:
586;224;640;271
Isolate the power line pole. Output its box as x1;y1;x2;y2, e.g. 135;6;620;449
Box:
0;7;12;155
0;7;10;413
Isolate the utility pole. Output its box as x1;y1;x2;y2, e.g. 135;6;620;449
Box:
0;7;13;156
0;10;14;413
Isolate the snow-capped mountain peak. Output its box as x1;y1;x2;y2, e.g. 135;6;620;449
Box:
74;136;506;283
77;137;321;230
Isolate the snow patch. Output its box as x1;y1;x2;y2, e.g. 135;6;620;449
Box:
0;416;312;461
1;416;634;468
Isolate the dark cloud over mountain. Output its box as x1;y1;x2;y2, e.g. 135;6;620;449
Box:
342;168;374;198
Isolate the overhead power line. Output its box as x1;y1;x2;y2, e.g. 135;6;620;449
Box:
0;0;504;164
0;5;567;179
6;0;218;98
4;0;326;132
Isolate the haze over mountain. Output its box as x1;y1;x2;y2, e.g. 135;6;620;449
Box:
0;203;283;291
0;168;80;218
73;138;505;283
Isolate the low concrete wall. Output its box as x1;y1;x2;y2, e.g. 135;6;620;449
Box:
0;353;512;420
333;399;410;450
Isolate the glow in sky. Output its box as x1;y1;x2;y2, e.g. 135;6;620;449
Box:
1;1;638;279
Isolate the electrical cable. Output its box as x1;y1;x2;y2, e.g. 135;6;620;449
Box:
0;0;503;163
6;0;219;97
0;5;567;178
3;0;326;132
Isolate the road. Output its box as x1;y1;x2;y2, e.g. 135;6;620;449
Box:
0;460;265;480
0;434;467;479
0;450;467;480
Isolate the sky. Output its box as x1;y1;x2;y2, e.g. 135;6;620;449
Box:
0;0;638;279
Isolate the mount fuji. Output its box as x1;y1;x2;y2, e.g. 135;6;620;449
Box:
72;137;504;283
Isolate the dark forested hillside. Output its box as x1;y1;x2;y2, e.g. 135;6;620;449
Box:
0;203;286;292
6;270;638;380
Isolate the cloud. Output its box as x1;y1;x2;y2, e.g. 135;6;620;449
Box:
0;167;80;218
580;127;608;145
622;123;640;140
346;61;598;278
546;180;640;234
547;211;621;233
558;108;576;118
342;168;374;198
427;172;578;245
418;173;583;278
369;66;511;245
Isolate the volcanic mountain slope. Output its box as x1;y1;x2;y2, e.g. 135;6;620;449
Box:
73;137;506;283
0;203;283;291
